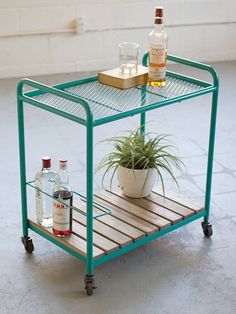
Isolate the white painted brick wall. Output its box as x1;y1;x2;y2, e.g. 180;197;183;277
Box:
0;0;235;78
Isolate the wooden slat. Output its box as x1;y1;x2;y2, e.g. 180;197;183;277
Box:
29;219;105;259
94;195;158;235
72;205;133;247
109;189;183;224
79;201;145;241
146;192;195;218
95;207;146;241
72;220;119;254
153;188;204;213
97;190;171;230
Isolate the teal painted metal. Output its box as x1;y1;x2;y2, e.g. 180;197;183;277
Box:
86;119;94;276
17;54;219;282
142;51;219;225
95;210;207;266
204;89;219;222
20;95;87;126
167;71;211;88
140;113;146;134
142;52;218;82
140;84;147;134
17;84;28;237
19;78;92;125
17;78;95;276
28;222;87;264
25;76;98;98
167;55;219;84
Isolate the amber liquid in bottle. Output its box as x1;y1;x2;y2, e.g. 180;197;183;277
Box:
148;48;167;87
148;16;168;87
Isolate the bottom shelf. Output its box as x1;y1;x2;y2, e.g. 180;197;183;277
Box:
29;189;204;261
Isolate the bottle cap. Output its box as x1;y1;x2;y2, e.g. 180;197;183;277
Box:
42;156;51;168
155;7;163;17
155;17;163;25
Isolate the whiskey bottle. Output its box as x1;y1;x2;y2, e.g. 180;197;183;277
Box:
35;156;58;227
53;159;73;236
148;8;168;87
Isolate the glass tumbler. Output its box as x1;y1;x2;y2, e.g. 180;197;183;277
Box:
119;42;139;75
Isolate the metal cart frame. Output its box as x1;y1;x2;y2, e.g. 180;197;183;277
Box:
17;53;219;295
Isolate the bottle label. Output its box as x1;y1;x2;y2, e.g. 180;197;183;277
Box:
149;43;167;81
149;44;166;65
53;198;70;231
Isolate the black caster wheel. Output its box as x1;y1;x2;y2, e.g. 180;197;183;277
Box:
84;275;96;296
21;236;34;253
201;222;213;238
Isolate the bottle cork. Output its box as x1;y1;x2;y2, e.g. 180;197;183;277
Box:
155;7;163;17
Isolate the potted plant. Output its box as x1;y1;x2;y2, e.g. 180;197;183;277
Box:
97;128;183;198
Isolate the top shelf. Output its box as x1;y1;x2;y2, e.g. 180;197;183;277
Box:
20;55;218;127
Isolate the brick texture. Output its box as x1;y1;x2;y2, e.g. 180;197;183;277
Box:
0;0;235;78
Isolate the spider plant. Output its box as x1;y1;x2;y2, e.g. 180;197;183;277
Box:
97;128;183;196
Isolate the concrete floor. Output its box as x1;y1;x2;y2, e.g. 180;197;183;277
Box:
1;61;236;314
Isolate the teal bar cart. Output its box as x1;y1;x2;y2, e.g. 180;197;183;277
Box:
17;53;219;295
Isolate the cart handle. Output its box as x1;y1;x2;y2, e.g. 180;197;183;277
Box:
142;52;219;87
17;78;93;122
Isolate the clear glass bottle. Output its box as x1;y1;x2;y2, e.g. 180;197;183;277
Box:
35;156;58;228
53;159;73;236
148;12;168;87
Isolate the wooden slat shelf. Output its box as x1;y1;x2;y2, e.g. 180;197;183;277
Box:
28;219;105;259
73;207;133;248
96;190;171;230
93;196;158;235
77;200;145;241
109;189;183;224
72;220;119;254
29;189;204;259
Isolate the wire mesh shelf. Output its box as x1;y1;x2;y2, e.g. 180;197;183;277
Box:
31;74;211;125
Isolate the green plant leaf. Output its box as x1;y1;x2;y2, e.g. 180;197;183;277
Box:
96;127;184;194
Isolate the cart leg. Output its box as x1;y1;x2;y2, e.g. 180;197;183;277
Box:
17;86;34;251
140;112;146;134
203;88;218;237
140;84;147;134
85;119;96;295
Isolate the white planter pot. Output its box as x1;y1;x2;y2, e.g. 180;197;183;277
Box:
117;165;157;198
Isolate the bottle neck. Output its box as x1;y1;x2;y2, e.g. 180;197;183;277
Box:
154;23;163;32
59;169;69;187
